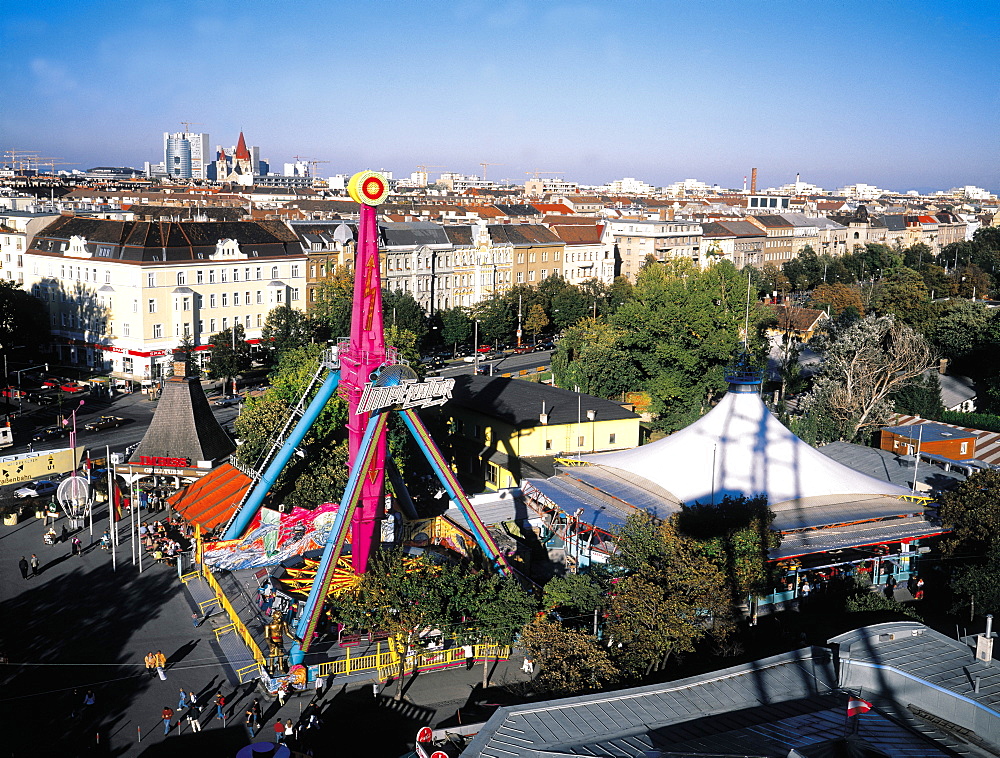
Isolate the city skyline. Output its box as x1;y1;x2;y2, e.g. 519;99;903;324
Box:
2;0;998;193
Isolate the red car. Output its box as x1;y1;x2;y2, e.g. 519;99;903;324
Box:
61;383;86;393
476;344;493;353
0;387;25;399
513;345;533;355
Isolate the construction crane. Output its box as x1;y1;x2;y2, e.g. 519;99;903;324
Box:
34;157;80;174
2;150;40;171
525;169;565;179
180;121;203;134
479;162;502;180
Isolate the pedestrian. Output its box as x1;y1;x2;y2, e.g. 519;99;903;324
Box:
215;692;226;720
162;706;174;735
284;718;294;742
17;556;28;580
273;718;285;743
144;652;157;678
915;576;925;600
188;690;199;715
884;574;897;600
29;554;39;577
154;650;167;677
372;680;379;699
177;688;187;710
244;707;255;739
277;681;289;707
463;643;474;670
521;656;534;675
186;708;202;732
84;690;96;707
250;698;262;730
71;537;82;557
191;612;201;628
60;524;68;543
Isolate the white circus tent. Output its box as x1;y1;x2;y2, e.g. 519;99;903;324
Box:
582;386;911;507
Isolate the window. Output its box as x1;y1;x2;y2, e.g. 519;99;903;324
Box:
198;320;204;334
541;269;547;279
209;269;216;283
961;441;969;455
196;294;203;308
290;288;300;301
221;293;228;307
245;314;251;328
542;251;548;262
221;269;228;283
209;293;216;308
245;291;250;305
147;299;156;313
309;265;316;278
123;323;130;337
516;271;524;283
104;270;111;284
291;264;300;278
609;433;616;444
256;290;263;304
176;272;187;285
256;313;262;327
545;440;553;451
232;268;240;282
182;297;190;311
275;289;284;303
528;271;536;282
196;269;203;284
271;266;279;279
528;253;536;263
147;273;155;288
255;267;262;280
132;299;138;313
517;253;525;263
222;317;228;330
210;318;216;332
152;324;163;339
577;436;585;447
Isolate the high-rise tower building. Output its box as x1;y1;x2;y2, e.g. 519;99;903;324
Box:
163;131;210;180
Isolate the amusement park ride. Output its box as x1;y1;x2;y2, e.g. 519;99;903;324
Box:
208;171;510;669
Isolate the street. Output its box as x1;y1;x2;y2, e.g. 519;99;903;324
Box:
437;349;553;379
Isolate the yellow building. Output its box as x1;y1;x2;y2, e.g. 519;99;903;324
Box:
428;375;640;491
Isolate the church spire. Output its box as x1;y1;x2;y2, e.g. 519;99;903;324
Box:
235;131;251;161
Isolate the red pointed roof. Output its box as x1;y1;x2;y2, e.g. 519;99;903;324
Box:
218;146;227;161
235;132;251;161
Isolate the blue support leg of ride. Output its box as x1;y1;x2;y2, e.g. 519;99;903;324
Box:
223;370;341;541
386;457;418;519
289;412;386;665
397;408;510;575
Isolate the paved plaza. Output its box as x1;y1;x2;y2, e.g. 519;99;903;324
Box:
0;500;531;756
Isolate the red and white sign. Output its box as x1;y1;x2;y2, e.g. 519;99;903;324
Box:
416;727;432;744
847;697;872;717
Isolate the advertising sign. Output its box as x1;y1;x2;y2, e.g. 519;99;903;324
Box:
0;447;84;487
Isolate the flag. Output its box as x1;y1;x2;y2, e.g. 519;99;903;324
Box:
847;697;872;718
112;477;123;523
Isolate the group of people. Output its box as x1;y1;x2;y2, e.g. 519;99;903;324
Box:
143;650;168;679
139;519;184;567
16;555;40;579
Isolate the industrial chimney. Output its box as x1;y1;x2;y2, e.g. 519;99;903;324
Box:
750;168;758;194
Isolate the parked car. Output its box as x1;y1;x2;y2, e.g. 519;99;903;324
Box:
513;345;533;355
533;342;555;352
14;480;59;499
83;415;125;432
32;426;67;442
60;383;87;393
213;396;241;407
41;377;70;388
476;344;493;353
0;386;26;399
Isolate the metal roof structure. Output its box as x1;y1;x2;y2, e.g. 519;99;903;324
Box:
459;646;960;757
819;441;966;491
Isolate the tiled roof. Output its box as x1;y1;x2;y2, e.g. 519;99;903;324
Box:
549;224;604;244
487;224;560;245
769;304;828;332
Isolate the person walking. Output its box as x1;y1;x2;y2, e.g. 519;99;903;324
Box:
244;707;255;740
29;554;39;578
144;652;157;678
186;707;202;732
71;537;82;557
284;719;295;743
273;719;285;744
60;524;68;543
17;557;28;580
177;689;187;710
162;706;174;735
250;698;262;731
215;692;226;720
83;690;96;707
154;650;167;679
188;690;199;715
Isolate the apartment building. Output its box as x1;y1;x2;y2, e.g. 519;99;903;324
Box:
24;217;306;381
549;224;615;285
602;219;703;280
381;221;455;314
700;221;766;269
747;215;795;265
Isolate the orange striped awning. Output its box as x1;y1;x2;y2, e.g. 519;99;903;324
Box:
168;463;254;532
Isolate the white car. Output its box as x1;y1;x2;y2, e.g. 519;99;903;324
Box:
14;480;59;499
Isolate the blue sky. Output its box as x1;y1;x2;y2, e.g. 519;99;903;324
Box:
2;0;998;192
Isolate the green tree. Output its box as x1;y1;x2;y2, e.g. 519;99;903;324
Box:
439;307;472;353
474;291;517;343
920;263;956;299
551;317;641;398
542;574;604;617
611;260;768;431
260;305;312;364
310;267;354;341
939;469;1000;557
383;289;428;343
952;546;1000;619
872;267;932;328
927;300;990;364
0;280;50;360
519;616;618;696
955;264;991;300
606;513;736;676
550;285;588;330
524;303;549;339
808;282;864;317
206;323;252;390
798;315;934;443
891;372;944;418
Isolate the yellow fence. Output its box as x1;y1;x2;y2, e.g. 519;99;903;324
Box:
202;566;267;681
316;639;511;681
